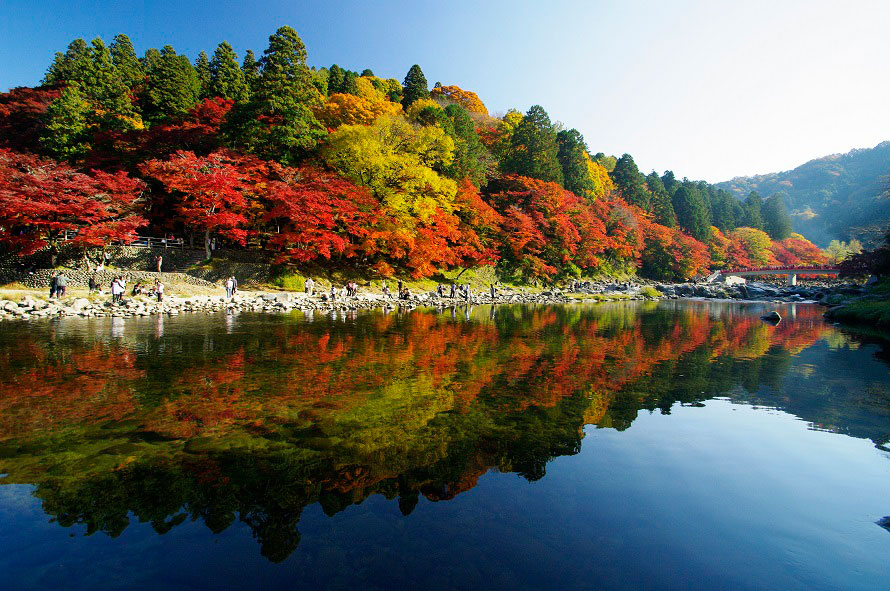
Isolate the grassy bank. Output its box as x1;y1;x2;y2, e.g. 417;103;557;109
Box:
824;278;890;329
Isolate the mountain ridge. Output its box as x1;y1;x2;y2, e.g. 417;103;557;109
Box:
715;141;890;246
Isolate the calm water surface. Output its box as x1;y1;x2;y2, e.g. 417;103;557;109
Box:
0;301;888;590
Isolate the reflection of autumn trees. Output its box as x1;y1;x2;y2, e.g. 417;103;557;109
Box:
0;342;144;438
0;303;841;561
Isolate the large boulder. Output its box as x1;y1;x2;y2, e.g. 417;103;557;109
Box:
71;298;92;311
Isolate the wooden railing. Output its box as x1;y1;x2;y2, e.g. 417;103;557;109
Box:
60;230;186;249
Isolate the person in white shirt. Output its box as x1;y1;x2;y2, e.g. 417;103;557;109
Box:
155;279;164;302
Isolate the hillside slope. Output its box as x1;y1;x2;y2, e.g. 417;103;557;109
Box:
716;142;890;246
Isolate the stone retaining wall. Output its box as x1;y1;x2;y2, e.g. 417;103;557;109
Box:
21;268;217;290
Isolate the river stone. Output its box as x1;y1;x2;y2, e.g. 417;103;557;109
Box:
71;298;91;310
761;310;782;322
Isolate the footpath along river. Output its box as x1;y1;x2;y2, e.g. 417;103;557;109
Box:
0;300;888;590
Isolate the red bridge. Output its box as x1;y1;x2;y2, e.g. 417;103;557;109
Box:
707;266;840;286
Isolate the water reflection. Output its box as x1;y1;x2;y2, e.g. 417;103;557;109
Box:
0;301;887;564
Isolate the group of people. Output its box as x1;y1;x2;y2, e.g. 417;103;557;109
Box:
225;276;238;298
48;272;68;298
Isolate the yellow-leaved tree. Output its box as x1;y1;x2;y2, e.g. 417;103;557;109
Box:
584;152;615;199
430;84;488;115
314;92;402;128
322;115;457;223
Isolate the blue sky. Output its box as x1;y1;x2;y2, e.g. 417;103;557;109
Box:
1;0;888;182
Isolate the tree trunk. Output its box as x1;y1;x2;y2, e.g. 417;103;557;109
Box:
205;229;211;260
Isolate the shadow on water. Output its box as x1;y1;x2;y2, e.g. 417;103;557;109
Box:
0;300;888;563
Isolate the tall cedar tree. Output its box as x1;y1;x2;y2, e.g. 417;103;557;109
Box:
503;105;563;185
401;65;429;108
195;51;212;99
44;37;137;129
710;190;743;232
43;39;91;85
223;26;325;165
661;170;679;195
762;194;793;239
611;154;650;211
209;42;248;101
87;38;139;128
141;48;161;74
646;172;677;227
672;185;711;241
142;46;200;123
556;129;594;196
328;64;345;95
742;192;764;229
40;84;91;161
241;50;260;96
342;70;359;95
110;34;143;89
443;104;488;187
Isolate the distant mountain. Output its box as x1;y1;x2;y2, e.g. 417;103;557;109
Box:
716;142;890;246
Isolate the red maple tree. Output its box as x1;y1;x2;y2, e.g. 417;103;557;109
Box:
0;149;145;263
140;149;249;258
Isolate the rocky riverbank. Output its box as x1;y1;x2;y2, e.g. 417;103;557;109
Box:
0;288;598;320
650;280;867;304
0;278;864;322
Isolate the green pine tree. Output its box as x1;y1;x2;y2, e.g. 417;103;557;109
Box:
86;38;138;127
502;105;563;184
39;83;92;161
43;39;92;85
661;170;679;195
742;192;764;229
141;48;162;74
672;185;711;241
223;26;325;164
443;104;489;186
241;49;260;96
195;51;212;99
646;172;677;227
611;154;650;210
328;64;345;95
762;194;793;239
110;34;143;89
209;42;248;101
142;45;200;123
556;129;594;196
342;70;359;95
401;64;429;108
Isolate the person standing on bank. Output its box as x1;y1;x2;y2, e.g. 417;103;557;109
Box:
225;276;235;299
155;279;164;302
110;277;122;303
49;272;58;299
55;272;68;298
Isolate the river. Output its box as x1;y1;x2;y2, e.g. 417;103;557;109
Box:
0;301;888;590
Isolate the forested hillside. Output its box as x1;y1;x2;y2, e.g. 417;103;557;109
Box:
0;26;833;282
717;142;890;247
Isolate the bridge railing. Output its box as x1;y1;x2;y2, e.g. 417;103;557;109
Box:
720;266;839;274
